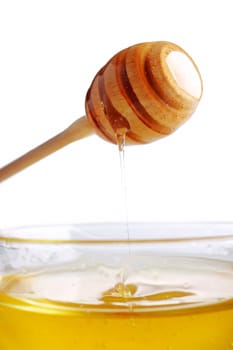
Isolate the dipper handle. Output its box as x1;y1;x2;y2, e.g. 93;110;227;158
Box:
0;117;93;182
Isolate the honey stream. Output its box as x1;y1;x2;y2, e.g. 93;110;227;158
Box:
116;129;131;256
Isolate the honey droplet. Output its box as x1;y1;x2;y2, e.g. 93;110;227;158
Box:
100;282;137;303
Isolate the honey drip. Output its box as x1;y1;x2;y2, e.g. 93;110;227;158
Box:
115;128;131;256
100;282;137;303
100;282;194;304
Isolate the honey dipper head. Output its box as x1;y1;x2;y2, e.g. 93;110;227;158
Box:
85;41;203;145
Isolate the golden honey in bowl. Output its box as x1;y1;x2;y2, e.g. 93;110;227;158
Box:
0;223;233;350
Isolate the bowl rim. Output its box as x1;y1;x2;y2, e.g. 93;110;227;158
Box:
1;221;233;244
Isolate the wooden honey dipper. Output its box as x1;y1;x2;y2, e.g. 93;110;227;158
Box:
0;41;203;182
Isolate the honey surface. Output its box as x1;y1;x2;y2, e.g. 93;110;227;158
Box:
0;257;233;350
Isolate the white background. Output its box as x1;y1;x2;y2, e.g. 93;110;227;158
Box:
0;0;233;228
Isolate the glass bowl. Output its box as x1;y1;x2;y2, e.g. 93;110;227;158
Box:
0;222;233;350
